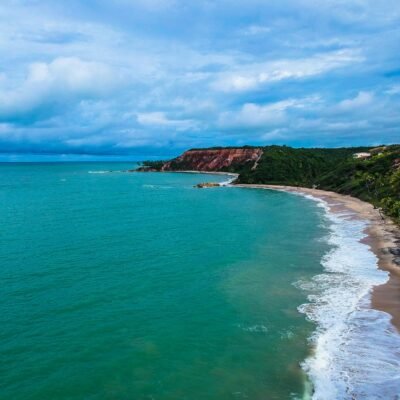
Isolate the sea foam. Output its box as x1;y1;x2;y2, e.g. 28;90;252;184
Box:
296;195;400;399
219;176;237;186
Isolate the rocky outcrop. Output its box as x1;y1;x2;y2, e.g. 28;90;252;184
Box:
195;182;221;188
162;148;263;172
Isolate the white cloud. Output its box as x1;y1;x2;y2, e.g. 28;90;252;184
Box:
261;128;288;140
0;0;399;153
241;25;271;35
386;85;400;95
113;0;177;12
336;91;374;111
219;97;319;128
137;112;172;125
212;49;363;92
296;118;371;132
27;57;116;94
137;111;197;131
0;57;119;119
325;120;370;131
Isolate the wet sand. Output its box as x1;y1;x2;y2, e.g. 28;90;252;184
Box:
234;184;400;332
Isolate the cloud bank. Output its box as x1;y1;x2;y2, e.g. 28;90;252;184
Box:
0;0;399;159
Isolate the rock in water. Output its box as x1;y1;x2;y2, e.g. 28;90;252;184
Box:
195;182;220;188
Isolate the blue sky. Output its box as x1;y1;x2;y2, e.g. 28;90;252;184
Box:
1;0;399;160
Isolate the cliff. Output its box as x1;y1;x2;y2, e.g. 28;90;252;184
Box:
161;148;263;172
138;144;400;222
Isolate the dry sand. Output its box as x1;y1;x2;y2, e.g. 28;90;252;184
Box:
235;184;400;331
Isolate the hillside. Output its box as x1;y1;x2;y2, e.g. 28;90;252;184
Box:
139;145;400;222
161;148;262;172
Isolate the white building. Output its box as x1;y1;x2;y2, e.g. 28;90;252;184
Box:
353;152;371;159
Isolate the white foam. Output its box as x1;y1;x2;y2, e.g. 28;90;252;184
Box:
219;176;237;186
295;194;400;399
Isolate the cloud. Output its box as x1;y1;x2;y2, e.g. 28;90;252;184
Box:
28;57;117;93
241;25;271;36
261;128;288;140
219;97;320;128
386;85;400;95
137;112;198;131
336;91;374;111
212;50;363;92
0;0;399;157
0;57;120;122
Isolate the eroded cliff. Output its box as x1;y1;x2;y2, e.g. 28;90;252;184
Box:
162;148;263;172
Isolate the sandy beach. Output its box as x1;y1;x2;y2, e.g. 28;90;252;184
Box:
235;184;400;331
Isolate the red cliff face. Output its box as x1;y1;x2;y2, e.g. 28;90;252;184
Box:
162;148;263;171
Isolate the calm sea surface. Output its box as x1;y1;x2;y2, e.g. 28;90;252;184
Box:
0;163;331;400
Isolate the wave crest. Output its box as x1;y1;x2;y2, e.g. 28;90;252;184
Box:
297;196;400;399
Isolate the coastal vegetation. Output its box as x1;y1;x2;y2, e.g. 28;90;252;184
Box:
139;145;400;222
315;145;400;222
237;145;400;222
137;160;165;171
243;146;400;222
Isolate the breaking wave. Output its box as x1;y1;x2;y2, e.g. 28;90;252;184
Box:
296;195;400;399
219;176;237;186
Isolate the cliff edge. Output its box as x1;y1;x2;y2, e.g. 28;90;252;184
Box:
161;148;263;172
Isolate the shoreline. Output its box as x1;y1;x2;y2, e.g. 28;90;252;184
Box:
234;183;400;331
148;170;400;331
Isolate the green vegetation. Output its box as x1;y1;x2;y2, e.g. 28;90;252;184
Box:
236;145;400;222
236;146;369;185
139;160;166;171
138;145;400;222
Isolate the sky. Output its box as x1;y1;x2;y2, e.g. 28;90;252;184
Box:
0;0;400;160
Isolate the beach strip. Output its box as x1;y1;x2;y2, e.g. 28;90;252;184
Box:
234;184;400;331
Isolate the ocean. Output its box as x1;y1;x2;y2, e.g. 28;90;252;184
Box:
1;163;398;399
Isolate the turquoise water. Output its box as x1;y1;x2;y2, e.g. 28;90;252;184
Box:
0;163;331;400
